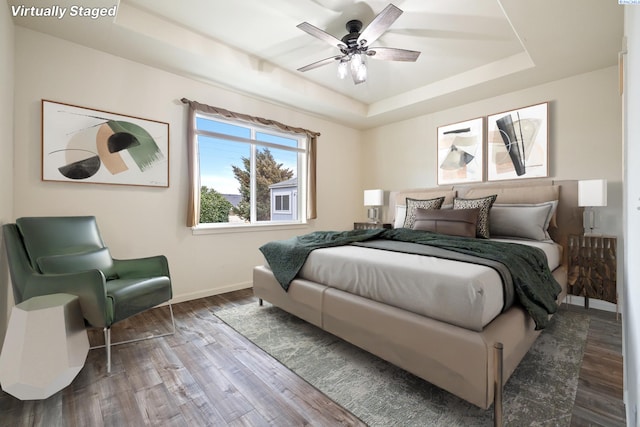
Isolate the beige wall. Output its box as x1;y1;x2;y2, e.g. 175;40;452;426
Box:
363;66;623;236
12;27;363;303
623;6;639;422
0;3;15;343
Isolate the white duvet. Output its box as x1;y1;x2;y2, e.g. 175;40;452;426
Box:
298;239;562;331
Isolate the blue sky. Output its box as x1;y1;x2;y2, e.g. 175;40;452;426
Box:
197;117;298;194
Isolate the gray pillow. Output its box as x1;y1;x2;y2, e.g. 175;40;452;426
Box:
453;195;497;238
403;197;445;229
490;201;558;240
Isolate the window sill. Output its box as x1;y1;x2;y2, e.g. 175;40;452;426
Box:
192;222;309;235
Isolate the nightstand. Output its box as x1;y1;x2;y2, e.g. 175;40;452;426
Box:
354;222;392;230
567;234;617;316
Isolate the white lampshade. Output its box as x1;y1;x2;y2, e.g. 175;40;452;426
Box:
364;189;384;206
578;179;607;207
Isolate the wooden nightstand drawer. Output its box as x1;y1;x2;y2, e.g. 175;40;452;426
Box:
353;222;392;230
567;234;617;310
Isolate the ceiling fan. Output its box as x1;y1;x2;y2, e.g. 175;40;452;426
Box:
296;3;421;85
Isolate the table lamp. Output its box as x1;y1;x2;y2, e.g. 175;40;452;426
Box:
364;189;384;223
578;179;607;234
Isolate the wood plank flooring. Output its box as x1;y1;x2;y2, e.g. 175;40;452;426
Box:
567;305;626;426
0;289;625;426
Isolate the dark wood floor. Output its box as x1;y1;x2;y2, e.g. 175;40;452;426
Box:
567;305;626;426
0;289;625;426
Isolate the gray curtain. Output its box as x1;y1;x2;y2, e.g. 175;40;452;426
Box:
181;98;319;226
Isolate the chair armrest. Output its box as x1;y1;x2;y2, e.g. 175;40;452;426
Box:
22;270;110;328
113;255;170;279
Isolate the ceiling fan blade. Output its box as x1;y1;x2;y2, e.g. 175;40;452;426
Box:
297;22;346;50
297;55;343;72
357;4;403;46
368;47;421;62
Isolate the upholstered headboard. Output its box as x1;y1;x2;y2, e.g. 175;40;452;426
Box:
387;179;583;266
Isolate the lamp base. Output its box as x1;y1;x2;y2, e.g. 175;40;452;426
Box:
367;207;379;223
582;208;600;235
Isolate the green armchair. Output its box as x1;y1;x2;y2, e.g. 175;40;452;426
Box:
2;216;174;373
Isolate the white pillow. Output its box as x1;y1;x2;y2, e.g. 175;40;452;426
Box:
394;204;407;228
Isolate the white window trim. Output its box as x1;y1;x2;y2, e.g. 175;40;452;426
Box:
192;222;308;235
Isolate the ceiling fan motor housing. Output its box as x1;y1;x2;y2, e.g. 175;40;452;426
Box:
342;20;364;51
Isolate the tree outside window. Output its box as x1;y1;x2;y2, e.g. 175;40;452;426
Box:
232;148;293;221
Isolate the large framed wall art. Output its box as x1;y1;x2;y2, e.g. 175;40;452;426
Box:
486;102;548;182
437;117;484;185
42;100;169;187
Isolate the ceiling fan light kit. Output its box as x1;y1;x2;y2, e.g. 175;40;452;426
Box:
337;53;367;84
297;3;420;85
337;59;349;79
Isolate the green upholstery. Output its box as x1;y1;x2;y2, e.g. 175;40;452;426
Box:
2;216;172;329
37;247;118;279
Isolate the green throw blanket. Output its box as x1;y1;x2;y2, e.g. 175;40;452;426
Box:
259;228;562;330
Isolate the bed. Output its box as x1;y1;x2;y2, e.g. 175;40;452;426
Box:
252;180;582;425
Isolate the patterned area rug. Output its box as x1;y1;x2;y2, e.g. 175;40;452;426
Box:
215;303;589;426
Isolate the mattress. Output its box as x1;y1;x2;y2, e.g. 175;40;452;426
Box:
298;238;562;331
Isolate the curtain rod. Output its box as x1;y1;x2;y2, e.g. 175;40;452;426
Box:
181;98;321;138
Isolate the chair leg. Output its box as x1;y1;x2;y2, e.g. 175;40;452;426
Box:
104;327;111;374
91;304;175;374
168;303;176;335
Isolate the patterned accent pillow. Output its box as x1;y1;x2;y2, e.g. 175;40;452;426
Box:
453;195;498;238
403;197;445;228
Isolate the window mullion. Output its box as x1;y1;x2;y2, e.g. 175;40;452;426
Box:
250;131;257;223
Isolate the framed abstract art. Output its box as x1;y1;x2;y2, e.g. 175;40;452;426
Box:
486;102;548;182
41;100;169;187
437;117;484;185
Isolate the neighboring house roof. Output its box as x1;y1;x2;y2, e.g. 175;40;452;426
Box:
222;194;242;207
269;177;297;189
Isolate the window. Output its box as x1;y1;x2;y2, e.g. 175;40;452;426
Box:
194;114;307;227
272;189;296;221
275;194;290;212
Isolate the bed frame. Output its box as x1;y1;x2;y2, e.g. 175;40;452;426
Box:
253;180;582;426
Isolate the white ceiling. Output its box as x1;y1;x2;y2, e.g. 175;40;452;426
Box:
8;0;624;128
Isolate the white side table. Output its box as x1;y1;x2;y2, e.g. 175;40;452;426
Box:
0;293;89;400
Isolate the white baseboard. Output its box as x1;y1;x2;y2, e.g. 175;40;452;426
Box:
168;281;253;305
